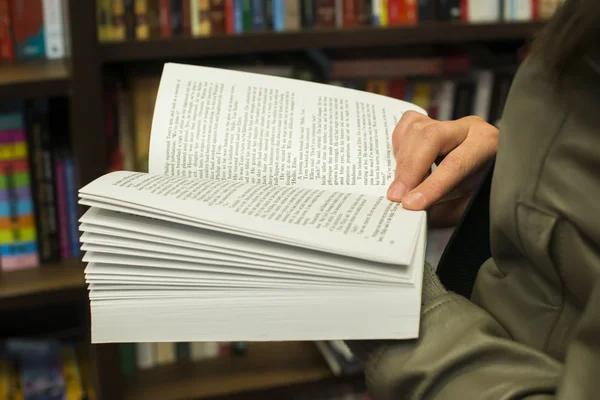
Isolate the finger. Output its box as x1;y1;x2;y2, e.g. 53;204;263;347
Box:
427;195;472;229
388;120;470;201
392;110;429;157
402;135;496;210
394;118;437;175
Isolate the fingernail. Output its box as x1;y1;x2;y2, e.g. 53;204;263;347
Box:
388;181;407;200
403;192;425;209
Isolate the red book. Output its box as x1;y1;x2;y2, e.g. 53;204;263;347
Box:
388;0;403;25
182;0;191;35
0;0;14;59
460;0;468;22
405;0;417;24
532;0;540;20
159;0;171;37
225;0;234;33
388;79;407;100
342;0;356;26
316;0;336;27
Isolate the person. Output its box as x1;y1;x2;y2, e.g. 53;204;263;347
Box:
346;0;600;398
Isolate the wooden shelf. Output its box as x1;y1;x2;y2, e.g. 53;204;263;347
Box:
0;59;71;99
0;258;86;312
124;342;361;400
100;22;544;63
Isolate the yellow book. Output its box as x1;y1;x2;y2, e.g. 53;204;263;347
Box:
62;346;84;400
380;0;389;26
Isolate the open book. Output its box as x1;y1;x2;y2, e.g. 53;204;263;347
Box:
79;63;429;344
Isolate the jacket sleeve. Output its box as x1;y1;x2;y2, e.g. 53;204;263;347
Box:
348;284;600;400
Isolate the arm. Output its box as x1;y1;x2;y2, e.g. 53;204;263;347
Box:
348;263;600;399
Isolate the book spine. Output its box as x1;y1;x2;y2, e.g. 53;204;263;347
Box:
63;154;79;258
417;0;434;21
97;0;114;41
380;0;388;25
134;0;150;39
42;0;66;59
159;0;171;36
170;0;183;35
0;0;14;59
316;0;336;27
437;0;460;20
176;342;191;361
251;0;265;30
135;343;155;369
460;0;468;21
11;0;46;58
342;0;356;26
241;0;252;31
209;0;226;34
388;0;402;24
371;0;381;25
125;0;137;39
234;0;243;32
264;0;273;29
111;0;126;40
182;0;191;34
405;0;417;23
53;156;68;260
355;0;370;25
301;0;316;27
284;0;300;30
26;100;59;264
118;344;136;376
225;0;235;33
273;0;285;30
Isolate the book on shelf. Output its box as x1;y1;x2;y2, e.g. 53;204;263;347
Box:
80;63;430;344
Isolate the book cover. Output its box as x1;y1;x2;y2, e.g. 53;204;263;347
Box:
0;0;14;59
11;0;45;58
316;0;336;27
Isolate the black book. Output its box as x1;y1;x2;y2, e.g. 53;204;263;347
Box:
301;0;316;28
452;80;476;120
436;0;461;21
170;0;183;35
419;0;436;22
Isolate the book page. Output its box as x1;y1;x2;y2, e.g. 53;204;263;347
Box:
79;171;425;266
148;63;426;196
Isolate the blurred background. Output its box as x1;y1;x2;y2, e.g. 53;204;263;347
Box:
0;0;563;399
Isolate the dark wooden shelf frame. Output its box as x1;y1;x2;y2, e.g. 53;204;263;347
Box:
0;59;71;99
0;258;86;313
123;341;361;400
100;21;545;63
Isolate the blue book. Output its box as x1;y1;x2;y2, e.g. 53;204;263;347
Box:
272;0;285;31
234;0;244;32
0;241;38;256
252;0;266;30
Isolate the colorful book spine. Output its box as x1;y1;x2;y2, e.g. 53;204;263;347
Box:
301;0;316;28
125;0;137;39
209;0;226;33
342;0;356;26
54;156;68;259
112;0;126;40
356;0;370;25
11;0;46;58
97;0;114;41
241;0;252;31
63;154;79;258
192;0;211;36
418;0;435;22
225;0;235;33
0;104;38;271
182;0;192;34
371;0;381;25
159;0;171;36
316;0;336;27
134;0;151;39
284;0;301;30
405;0;417;24
388;0;403;24
251;0;265;30
42;0;67;58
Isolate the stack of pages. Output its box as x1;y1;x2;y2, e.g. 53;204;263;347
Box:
79;64;428;344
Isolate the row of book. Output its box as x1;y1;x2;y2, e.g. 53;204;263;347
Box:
0;99;79;272
0;339;95;400
0;0;69;61
117;341;248;374
98;0;565;42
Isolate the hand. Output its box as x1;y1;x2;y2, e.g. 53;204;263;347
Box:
388;111;499;228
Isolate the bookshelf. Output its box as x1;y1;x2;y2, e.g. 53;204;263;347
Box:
0;0;549;399
100;21;543;62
